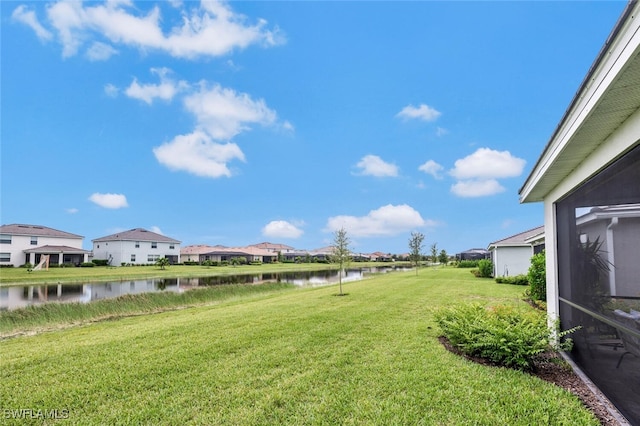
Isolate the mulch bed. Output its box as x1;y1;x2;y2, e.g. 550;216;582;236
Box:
438;336;622;425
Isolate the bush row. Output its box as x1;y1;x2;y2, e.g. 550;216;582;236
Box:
495;275;529;286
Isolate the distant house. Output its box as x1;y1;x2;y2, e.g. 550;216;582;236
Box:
223;246;276;263
0;224;90;267
310;246;334;262
488;226;544;277
351;253;372;262
455;248;490;261
369;251;393;262
180;245;226;263
248;242;295;254
180;244;276;264
92;228;180;266
281;250;311;262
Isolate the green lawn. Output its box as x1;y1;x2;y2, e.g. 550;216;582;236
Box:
0;268;598;425
0;262;394;286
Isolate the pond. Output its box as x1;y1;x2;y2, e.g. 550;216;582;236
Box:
0;266;412;311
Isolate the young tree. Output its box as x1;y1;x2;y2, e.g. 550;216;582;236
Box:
408;231;425;275
430;243;438;265
330;227;351;295
438;249;449;266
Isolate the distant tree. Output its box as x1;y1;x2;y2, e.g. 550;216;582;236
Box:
438;249;449;266
155;257;170;270
408;231;425;276
430;243;438;265
330;227;351;295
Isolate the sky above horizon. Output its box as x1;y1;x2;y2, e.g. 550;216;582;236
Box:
1;0;628;255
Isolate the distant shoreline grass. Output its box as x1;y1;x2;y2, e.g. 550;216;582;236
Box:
0;282;297;338
0;261;403;286
0;268;599;425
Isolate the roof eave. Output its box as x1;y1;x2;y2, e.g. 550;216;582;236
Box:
519;1;640;204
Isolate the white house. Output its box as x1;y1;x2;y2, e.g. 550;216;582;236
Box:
519;1;640;423
0;224;89;267
488;226;544;277
92;228;181;266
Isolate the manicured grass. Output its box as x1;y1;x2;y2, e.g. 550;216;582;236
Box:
0;268;598;425
0;282;295;336
0;262;395;286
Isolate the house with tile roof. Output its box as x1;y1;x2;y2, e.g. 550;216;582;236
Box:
487;226;544;277
248;242;295;254
180;244;276;264
92;228;181;266
0;223;90;267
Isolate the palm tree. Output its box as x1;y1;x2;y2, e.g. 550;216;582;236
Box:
155;257;170;270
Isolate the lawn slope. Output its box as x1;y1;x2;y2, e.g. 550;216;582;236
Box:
0;269;598;425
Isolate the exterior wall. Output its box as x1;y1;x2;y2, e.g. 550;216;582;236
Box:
0;234;83;266
542;142;640;424
543;107;640;323
92;240;180;266
492;246;533;277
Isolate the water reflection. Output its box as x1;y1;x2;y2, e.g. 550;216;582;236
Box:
0;266;410;311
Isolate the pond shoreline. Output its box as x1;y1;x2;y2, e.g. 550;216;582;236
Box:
0;262;411;286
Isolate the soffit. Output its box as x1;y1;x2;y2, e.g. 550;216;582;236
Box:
523;51;640;202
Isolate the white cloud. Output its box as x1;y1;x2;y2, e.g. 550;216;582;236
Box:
396;104;441;122
354;155;398;177
12;5;53;41
418;160;444;179
436;127;449;137
37;0;283;59
449;148;525;180
262;220;304;239
104;83;119;97
282;120;295;132
325;204;431;237
86;41;118;61
184;83;277;140
447;148;525;198
152;130;245;178
125;68;187;104
89;192;129;209
66;208;79;214
149;226;164;235
450;179;505;198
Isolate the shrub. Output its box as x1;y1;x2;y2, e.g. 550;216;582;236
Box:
477;259;493;278
80;262;95;267
434;303;576;371
456;260;479;268
92;259;109;266
495;275;529;286
528;251;546;301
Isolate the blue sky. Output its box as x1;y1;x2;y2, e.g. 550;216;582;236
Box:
1;0;627;255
